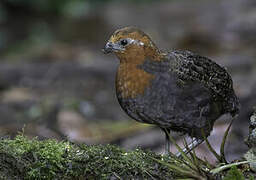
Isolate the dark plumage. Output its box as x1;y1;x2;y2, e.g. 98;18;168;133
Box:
103;27;240;152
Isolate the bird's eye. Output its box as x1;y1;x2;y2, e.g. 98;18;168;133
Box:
120;39;128;46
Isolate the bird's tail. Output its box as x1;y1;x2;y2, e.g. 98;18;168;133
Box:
227;92;240;117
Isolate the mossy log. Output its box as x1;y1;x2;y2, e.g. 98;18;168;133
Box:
0;135;175;179
0;129;255;180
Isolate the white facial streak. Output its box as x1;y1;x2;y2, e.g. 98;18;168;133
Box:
127;38;144;46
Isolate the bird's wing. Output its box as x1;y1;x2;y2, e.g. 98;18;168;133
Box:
168;50;239;115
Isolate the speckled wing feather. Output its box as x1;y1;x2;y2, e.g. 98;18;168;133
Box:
168;50;240;116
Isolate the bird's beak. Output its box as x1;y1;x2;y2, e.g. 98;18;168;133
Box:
102;41;124;54
102;42;114;54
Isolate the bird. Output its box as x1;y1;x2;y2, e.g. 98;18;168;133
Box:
102;26;240;154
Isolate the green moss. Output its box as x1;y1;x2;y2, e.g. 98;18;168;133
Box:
0;135;175;179
2;135;251;179
223;166;245;180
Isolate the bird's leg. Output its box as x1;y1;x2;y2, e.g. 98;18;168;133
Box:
176;138;204;157
165;132;171;154
162;128;171;154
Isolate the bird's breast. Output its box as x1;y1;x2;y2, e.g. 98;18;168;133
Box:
115;67;179;125
116;63;155;99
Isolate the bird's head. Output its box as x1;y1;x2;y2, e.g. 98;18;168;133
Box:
103;27;161;62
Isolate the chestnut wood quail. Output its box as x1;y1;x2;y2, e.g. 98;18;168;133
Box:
103;27;240;154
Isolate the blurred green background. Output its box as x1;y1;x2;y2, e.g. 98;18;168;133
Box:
0;0;255;163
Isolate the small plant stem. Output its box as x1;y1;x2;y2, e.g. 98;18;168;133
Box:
167;134;198;171
201;129;222;162
210;160;251;174
220;117;235;163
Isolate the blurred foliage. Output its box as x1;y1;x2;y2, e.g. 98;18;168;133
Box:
0;0;96;58
1;0;158;16
2;0;85;15
0;0;162;58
